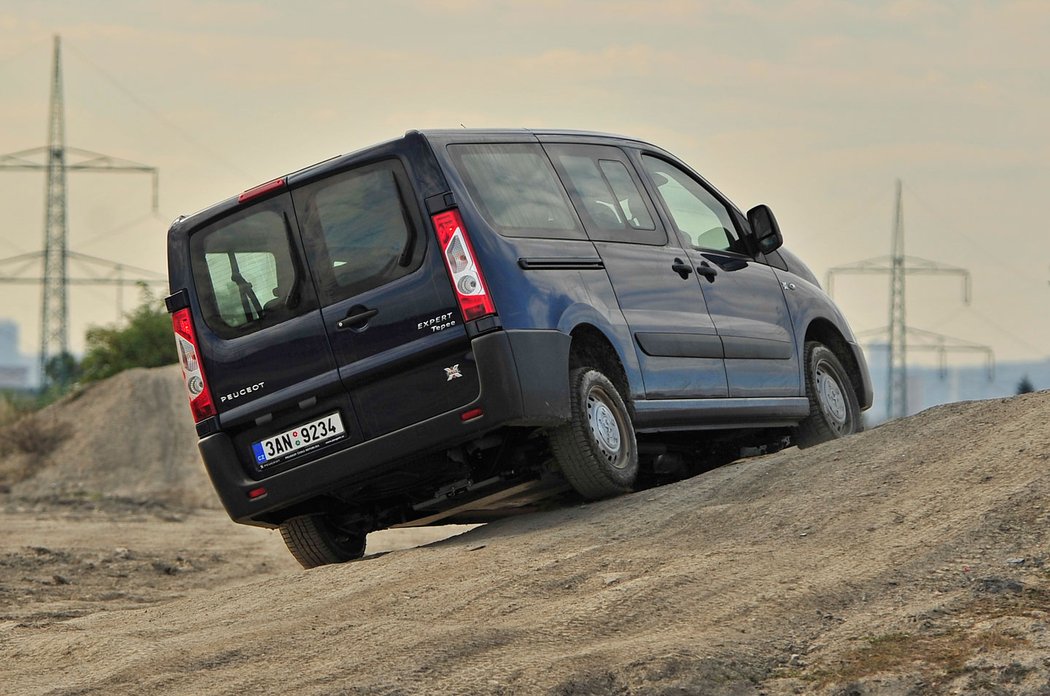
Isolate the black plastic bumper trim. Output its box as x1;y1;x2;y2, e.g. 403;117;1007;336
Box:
199;329;571;527
635;331;723;359
632;396;809;432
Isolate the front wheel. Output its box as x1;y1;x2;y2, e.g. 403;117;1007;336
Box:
279;514;367;569
795;341;861;448
550;368;638;500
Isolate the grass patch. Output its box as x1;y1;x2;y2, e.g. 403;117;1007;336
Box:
0;412;72;459
811;628;1027;688
807;577;1050;689
0;411;73;488
969;582;1050;618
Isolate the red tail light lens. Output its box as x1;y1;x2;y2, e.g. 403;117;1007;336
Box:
172;308;216;422
431;209;496;322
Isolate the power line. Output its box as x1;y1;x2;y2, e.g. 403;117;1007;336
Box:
906;182;1046;288
63;41;253;181
76;210;171;250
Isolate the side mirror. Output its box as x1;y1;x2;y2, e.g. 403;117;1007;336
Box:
746;204;783;254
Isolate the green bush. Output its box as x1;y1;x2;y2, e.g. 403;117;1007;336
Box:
79;287;177;384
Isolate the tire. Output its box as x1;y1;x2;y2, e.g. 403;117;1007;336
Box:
279;514;366;569
795;341;861;449
550;368;638;499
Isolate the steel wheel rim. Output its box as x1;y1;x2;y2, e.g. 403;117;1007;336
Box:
586;386;627;469
814;361;850;433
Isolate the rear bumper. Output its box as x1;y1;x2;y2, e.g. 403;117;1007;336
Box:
199;329;571;527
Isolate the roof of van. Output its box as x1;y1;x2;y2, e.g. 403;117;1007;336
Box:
413;127;648;144
169;128;658;230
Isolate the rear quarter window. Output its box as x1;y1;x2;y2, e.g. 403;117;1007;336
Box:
544;143;665;245
448;143;585;240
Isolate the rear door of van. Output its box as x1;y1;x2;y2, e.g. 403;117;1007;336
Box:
185;192;362;476
289;145;476;440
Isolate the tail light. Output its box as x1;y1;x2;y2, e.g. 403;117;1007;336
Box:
431;209;496;322
172;308;216;423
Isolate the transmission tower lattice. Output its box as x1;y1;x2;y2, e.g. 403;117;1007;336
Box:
826;179;992;421
0;35;163;389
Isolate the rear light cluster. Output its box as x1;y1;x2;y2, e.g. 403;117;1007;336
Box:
431;209;496;322
172;308;216;423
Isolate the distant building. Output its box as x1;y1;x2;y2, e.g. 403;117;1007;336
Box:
865;347;1050;424
0;319;31;390
0;365;28;389
0;320;17;357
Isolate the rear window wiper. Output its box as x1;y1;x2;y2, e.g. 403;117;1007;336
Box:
228;252;263;323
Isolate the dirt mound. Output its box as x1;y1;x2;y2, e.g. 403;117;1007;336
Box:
2;365;217;508
2;391;1048;695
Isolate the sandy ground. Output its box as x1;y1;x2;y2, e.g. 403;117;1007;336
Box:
1;367;1048;694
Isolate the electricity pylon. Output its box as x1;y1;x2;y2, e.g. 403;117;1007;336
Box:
0;35;161;389
826;179;992;421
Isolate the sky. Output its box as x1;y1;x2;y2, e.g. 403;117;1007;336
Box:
0;0;1047;371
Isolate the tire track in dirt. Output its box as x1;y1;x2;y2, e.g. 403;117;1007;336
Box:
1;368;1048;694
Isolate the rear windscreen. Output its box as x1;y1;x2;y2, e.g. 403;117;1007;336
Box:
190;198;309;339
291;160;424;305
448;143;585;239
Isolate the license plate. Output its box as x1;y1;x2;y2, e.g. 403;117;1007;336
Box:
251;412;346;468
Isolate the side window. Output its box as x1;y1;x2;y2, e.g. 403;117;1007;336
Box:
293;161;423;305
642;155;744;253
545;143;664;245
447;143;585;239
190;199;308;339
600;160;655;230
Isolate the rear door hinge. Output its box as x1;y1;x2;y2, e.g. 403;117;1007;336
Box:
165;289;189;314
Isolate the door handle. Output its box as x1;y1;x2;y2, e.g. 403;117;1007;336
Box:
696;262;718;282
336;307;378;330
671;258;693;279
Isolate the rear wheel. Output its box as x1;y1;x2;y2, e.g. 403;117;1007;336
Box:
550;368;638;499
795;341;861;448
279;514;366;569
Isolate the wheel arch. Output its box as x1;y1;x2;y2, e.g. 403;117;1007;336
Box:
565;323;634;407
805;318;867;408
555;301;643;403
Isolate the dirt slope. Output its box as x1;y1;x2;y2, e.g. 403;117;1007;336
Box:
2;379;1049;694
3;365;217;508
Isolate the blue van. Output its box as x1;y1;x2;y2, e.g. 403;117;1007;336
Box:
166;129;872;567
